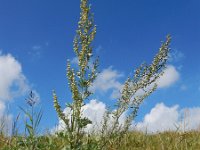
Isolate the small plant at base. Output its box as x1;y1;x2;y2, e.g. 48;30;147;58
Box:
19;91;42;150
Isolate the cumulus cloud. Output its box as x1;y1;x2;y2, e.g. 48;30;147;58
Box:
56;99;107;132
126;65;180;99
0;52;33;133
54;63;183;134
55;100;200;134
81;100;107;131
156;65;180;88
89;65;179;99
182;108;200;130
70;59;180;101
136;103;200;133
70;59;124;100
55;99;127;133
137;103;179;132
0;53;29;101
90;67;124;99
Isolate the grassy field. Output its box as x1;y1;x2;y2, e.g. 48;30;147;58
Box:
0;130;200;150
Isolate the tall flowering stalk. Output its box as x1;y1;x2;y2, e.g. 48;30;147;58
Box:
53;0;171;149
53;0;98;149
99;36;171;149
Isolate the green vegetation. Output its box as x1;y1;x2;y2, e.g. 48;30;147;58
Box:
53;0;171;149
0;0;199;150
0;130;200;149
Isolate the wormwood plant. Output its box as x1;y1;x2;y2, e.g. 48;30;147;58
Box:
53;0;171;149
99;38;171;149
53;0;97;149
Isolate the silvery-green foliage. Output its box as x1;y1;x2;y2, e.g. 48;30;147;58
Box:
99;36;171;149
53;0;171;149
53;0;98;149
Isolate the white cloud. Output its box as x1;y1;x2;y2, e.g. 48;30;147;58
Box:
136;103;200;133
55;99;107;132
0;52;34;134
55;100;200;134
70;61;179;101
54;64;182;133
156;65;180;88
137;103;179;133
89;65;179;100
81;100;107;132
70;59;124;99
55;99;127;133
90;67;124;99
130;65;180;99
0;53;29;101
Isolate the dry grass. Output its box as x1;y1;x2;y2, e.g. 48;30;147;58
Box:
0;130;200;150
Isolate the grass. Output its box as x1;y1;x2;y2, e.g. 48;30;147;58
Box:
0;130;200;149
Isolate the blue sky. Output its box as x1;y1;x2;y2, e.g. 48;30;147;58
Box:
0;0;200;133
